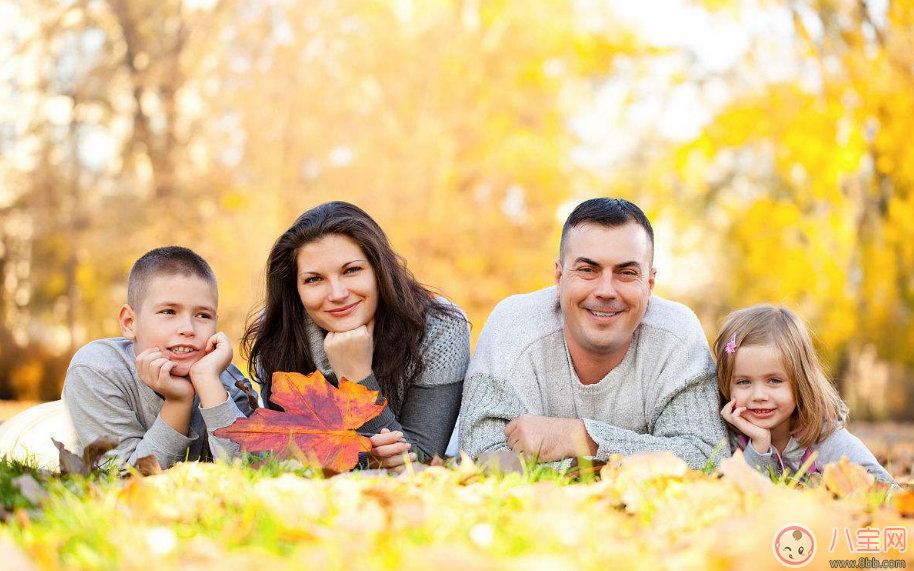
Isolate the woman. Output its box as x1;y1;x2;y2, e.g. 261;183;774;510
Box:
243;201;470;470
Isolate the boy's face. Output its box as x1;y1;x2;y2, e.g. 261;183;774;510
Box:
119;274;218;377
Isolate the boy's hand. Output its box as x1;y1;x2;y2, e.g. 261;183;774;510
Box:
189;332;232;408
190;332;233;380
324;322;373;382
720;398;771;454
136;348;195;403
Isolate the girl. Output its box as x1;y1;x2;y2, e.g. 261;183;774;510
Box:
714;304;893;482
243;201;470;472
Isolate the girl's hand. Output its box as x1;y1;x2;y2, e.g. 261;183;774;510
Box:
324;322;374;382
721;398;771;454
368;428;416;474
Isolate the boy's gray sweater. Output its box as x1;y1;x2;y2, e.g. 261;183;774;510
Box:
63;337;255;468
459;286;728;469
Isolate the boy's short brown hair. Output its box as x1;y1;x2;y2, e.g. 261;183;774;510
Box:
127;246;217;309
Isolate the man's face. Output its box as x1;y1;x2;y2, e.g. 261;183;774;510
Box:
120;274;219;377
555;222;656;368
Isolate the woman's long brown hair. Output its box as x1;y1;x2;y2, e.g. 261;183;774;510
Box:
242;201;465;415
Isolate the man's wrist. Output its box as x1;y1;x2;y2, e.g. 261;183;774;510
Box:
573;419;598;457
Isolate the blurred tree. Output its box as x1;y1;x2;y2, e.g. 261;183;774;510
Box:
198;0;649;334
665;0;914;417
0;0;232;398
0;0;650;398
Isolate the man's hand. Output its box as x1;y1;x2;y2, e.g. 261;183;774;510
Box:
324;323;373;382
367;428;416;474
720;398;771;454
504;415;597;462
136;348;195;403
189;332;232;408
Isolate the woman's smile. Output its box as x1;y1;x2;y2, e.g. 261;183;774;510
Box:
326;301;361;318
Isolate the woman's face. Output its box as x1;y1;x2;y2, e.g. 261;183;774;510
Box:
295;234;379;333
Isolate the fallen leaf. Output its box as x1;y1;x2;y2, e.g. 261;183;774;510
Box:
11;475;47;505
566;457;607;481
235;379;260;410
823;456;876;498
719;450;773;495
0;536;38;571
83;436;119;470
134;455;162;477
618;451;689;480
52;438;86;476
404;454;449;476
334;468;389;479
214;371;385;472
476;450;524;475
894;489;914;517
454;452;481;484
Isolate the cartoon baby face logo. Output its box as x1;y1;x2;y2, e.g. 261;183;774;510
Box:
773;524;816;567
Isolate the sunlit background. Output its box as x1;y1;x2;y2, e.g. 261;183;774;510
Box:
0;0;912;428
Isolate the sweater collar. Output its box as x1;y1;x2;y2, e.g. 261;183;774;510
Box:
303;313;334;377
563;326;641;391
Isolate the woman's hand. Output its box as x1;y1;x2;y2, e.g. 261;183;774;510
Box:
721;398;771;454
324;322;374;382
368;428;416;474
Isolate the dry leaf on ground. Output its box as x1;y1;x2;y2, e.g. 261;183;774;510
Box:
823;456;876;498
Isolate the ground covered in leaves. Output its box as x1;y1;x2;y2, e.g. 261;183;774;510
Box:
0;450;913;571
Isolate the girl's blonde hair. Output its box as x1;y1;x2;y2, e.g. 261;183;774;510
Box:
713;304;846;448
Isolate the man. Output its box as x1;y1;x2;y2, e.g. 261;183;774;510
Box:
459;198;726;468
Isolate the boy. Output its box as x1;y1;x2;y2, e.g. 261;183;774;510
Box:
63;246;255;469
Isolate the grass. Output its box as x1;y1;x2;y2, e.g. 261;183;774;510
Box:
0;451;910;571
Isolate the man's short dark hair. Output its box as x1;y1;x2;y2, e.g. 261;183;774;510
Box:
127;246;217;309
559;197;654;261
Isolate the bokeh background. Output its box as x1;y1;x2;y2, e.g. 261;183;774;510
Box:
0;0;911;435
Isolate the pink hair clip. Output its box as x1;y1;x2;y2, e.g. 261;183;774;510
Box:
725;334;737;355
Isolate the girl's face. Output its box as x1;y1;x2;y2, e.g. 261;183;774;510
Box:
295;234;379;333
729;343;797;439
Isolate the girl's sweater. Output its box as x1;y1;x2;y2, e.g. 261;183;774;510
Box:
731;427;894;482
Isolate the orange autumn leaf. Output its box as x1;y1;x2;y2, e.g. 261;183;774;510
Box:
719;449;773;496
894;489;914;517
214;371;385;472
822;456;875;498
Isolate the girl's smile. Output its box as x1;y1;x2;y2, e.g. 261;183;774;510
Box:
729;343;797;448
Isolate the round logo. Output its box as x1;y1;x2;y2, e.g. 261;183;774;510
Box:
772;524;816;567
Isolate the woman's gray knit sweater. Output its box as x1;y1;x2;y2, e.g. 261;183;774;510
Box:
284;298;470;460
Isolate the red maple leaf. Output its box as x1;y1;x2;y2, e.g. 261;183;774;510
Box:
214;370;385;472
